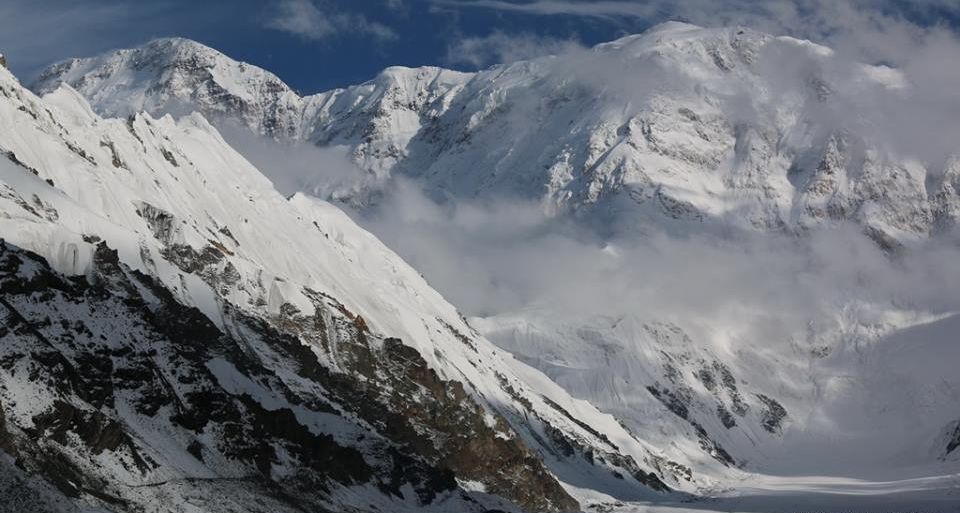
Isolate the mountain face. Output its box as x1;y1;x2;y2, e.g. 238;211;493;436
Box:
474;306;960;482
32;37;472;193
0;64;705;512
34;23;959;244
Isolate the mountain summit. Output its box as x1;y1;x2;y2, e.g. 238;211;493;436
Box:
34;23;959;244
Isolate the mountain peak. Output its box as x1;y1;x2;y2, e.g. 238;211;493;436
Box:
34;36;233;90
592;22;772;73
33;36;303;137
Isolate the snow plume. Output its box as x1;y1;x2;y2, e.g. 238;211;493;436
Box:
440;1;960;163
743;27;960;173
615;26;959;168
441;0;958;55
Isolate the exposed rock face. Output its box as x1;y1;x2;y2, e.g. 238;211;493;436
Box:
947;425;960;457
0;239;543;511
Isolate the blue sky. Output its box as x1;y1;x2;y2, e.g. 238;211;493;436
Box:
2;0;959;93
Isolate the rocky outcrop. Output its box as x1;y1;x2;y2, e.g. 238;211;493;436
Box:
0;240;577;512
939;420;960;460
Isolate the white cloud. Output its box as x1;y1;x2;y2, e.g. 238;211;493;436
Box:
356;176;960;331
267;0;398;41
217;125;373;202
446;31;584;67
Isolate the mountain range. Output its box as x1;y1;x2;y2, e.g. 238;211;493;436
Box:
1;21;958;513
34;22;960;245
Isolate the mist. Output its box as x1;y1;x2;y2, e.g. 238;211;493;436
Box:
223;3;960;356
355;176;960;344
219;125;374;201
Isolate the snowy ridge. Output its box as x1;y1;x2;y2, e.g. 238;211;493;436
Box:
34;38;308;139
34;22;960;243
0;64;697;511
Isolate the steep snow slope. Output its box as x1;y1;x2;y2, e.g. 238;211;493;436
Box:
34;23;960;243
0;65;702;512
473;306;960;513
476;307;960;475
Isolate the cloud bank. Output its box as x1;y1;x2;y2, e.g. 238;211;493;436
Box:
342;2;960;352
358;178;960;335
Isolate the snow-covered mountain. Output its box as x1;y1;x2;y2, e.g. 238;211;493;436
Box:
24;22;960;512
0;61;718;512
34;23;960;245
